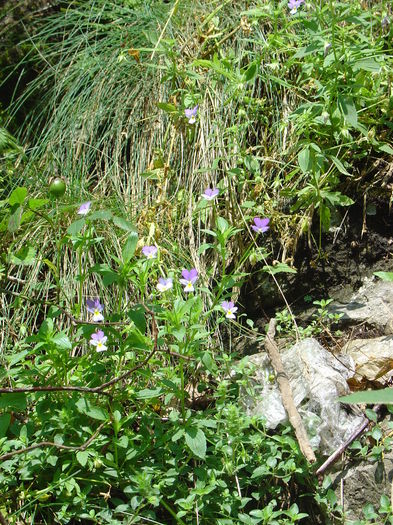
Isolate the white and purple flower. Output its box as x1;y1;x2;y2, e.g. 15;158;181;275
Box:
185;105;198;124
157;277;173;292
179;268;198;293
90;330;107;352
251;217;270;234
77;201;91;215
288;0;304;14
86;298;104;322
221;301;238;320
202;188;219;201
142;245;158;259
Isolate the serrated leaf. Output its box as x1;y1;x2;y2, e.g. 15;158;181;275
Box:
340;388;393;405
262;263;297;275
52;332;72;350
122;232;138;263
136;388;163;400
185;427;206;459
0;414;11;438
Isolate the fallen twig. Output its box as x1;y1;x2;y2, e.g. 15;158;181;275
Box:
0;422;106;462
265;318;316;464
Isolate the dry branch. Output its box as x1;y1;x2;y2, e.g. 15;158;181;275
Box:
265;318;316;464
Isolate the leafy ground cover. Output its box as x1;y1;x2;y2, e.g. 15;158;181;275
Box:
0;0;393;523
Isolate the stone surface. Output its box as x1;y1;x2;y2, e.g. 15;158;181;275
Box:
331;428;393;521
330;279;393;335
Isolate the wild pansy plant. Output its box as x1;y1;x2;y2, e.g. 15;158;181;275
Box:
184;104;198;124
221;300;238;319
251;217;270;234
77;201;91;215
288;0;304;15
157;277;173;292
89;329;107;352
180;268;198;292
86;298;104;322
141;245;158;259
202;187;219;201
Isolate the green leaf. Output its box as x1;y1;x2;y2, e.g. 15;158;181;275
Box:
329;155;351;176
52;332;72;350
262;263;297;275
7;206;23;233
90;263;120;286
89;210;112;221
9;187;27;206
198;243;213;255
352;58;380;73
0;393;27;411
122;232;138;263
157;102;177;113
216;216;229;233
374;271;393;282
136;388;163;399
27;198;49;210
76;451;89;467
244;61;257;82
0;413;11;438
340;388;393;405
67;218;85;235
75;398;109;420
185;427;206;459
298;147;312;174
9;245;36;266
127;305;146;333
112;216;137;232
378;143;393;155
338;95;358;128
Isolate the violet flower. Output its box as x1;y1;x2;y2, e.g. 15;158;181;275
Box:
86;298;104;322
202;188;219;201
142;245;158;259
90;330;107;352
179;268;198;292
288;0;304;14
157;277;173;292
251;217;270;234
185;105;198;124
77;201;91;215
221;301;238;320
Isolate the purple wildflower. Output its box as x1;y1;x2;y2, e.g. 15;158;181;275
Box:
142;245;158;259
202;188;219;201
90;330;107;352
185;105;198;124
288;0;304;14
221;301;238;320
77;201;91;215
86;298;104;322
157;277;173;292
179;268;198;292
251;217;270;234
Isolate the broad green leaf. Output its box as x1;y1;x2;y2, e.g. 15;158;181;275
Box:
262;263;297;275
67;218;85;235
136;388;163;399
198;243;213;255
52;332;72;350
374;271;393;282
90;263;120;286
298;147;311;174
0;414;11;438
27;198;49;210
9;187;27;206
185;427;206;459
0;393;27;411
216;216;229;233
5;349;30;367
340;388;393;405
76;451;89;467
378;143;393;155
127;305;146;333
157;102;177;113
244;61;257;82
329;155;351;176
352;58;380;73
7;206;23;233
338;95;358;128
9;245;36;266
75;398;109;421
89;210;112;221
112;216;137;232
122;232;138;263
